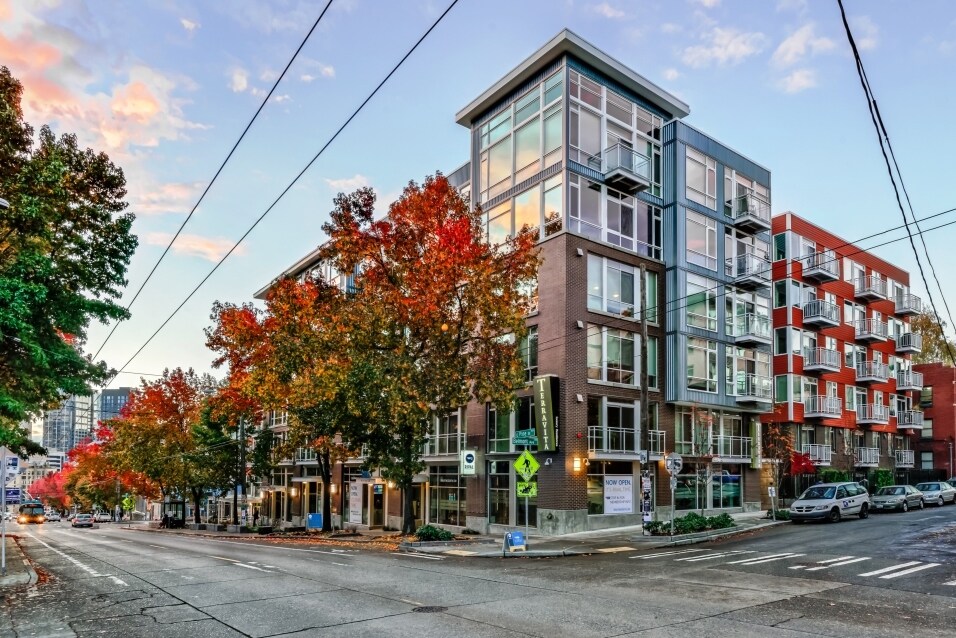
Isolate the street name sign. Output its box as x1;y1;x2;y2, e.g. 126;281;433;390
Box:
513;450;540;481
4;487;20;504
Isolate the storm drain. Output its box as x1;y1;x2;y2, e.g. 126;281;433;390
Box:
412;606;448;613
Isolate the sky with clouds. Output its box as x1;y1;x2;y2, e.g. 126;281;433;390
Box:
2;0;956;389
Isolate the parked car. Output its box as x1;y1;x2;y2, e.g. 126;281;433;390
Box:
947;477;956;490
914;481;956;506
870;485;924;512
71;513;94;528
93;512;112;522
789;482;870;523
45;511;62;522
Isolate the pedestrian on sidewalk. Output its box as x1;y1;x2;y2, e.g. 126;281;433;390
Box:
253;507;259;527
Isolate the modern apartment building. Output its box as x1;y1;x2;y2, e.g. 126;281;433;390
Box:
912;362;956;478
255;30;774;533
42;394;93;453
768;213;924;494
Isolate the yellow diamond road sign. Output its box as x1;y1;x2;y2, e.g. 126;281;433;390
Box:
513;450;540;481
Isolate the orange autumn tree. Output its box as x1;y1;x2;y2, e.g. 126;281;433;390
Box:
321;174;540;533
61;440;156;514
27;467;71;511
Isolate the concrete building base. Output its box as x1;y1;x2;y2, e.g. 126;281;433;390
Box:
537;508;588;535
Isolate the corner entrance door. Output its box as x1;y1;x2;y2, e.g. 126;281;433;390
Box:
371;486;384;527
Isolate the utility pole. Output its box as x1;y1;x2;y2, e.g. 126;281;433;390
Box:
639;264;651;534
233;417;246;525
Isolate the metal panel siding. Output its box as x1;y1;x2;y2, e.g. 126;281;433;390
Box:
567;57;674;120
675;122;770;186
789;215;909;285
447;162;471;189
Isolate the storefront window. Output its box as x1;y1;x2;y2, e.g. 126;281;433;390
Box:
711;466;742;509
488;461;511;525
587;460;634;515
428;466;466;526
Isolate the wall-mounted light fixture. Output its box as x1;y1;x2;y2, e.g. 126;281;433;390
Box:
572;457;582;472
330;483;337;494
290;487;298;497
387;481;396;489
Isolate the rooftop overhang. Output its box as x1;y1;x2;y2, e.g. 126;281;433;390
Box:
253;244;325;300
455;29;690;128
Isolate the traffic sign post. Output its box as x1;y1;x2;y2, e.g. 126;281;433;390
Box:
1;446;11;576
664;453;682;538
512;450;540;545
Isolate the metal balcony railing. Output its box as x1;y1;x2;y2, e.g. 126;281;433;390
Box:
857;403;889;424
855;447;879;467
800;251;839;280
896;370;924;390
802;443;832;466
729;190;771;232
896;332;922;354
856;361;889;383
727;252;771;288
894;293;922;316
601;143;650;194
425;433;460;457
648;430;666;456
897;410;923;429
712;435;752;458
802;299;840;327
855;318;888;341
294;447;317;463
855;275;887;300
588;425;638;455
734;373;773;402
803;348;841;373
895;449;915;467
734;313;771;343
803;395;842;418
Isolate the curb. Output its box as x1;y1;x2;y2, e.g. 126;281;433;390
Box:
628;520;788;544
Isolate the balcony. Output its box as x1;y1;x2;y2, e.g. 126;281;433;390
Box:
600;143;650;194
803;347;842;374
856;361;889;384
854;318;888;343
712;435;752;460
424;433;460;457
895;449;915;468
803;443;832;466
857;403;890;425
894;293;922;317
588;425;638;458
734;313;772;346
802;299;840;329
728;190;772;233
855;447;880;468
727;252;770;290
801;251;840;282
854;275;888;301
294;447;317;463
896;332;922;354
734;373;773;404
648;430;666;458
896;370;924;391
803;395;842;418
896;410;923;431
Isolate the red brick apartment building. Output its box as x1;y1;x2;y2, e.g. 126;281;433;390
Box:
769;213;925;495
913;362;956;479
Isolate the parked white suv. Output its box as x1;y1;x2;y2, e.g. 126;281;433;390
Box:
789;482;870;523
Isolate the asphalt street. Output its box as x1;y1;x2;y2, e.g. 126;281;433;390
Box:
2;504;956;637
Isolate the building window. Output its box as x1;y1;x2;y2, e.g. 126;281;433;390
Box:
687;337;718;393
921;451;934;470
686;147;717;209
773;233;787;261
647;336;659;389
774;328;787;355
920;387;933;408
428;466;466;526
775;375;789;403
520;327;538;382
569;173;602;240
588;254;638;318
687;273;717;331
487;398;535;454
686;211;717;270
773;280;787;308
587;325;639;385
428;411;461;456
488;460;511;525
645;270;659;323
922;418;933;440
486;176;564;244
586;460;634;515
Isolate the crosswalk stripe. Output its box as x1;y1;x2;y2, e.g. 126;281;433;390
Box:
878;563;939;579
634;548;706;559
943;580;956;586
805;557;870;571
724;552;796;565
676;551;752;562
788;565;806;570
816;556;855;564
733;553;805;565
596;546;636;553
859;561;921;577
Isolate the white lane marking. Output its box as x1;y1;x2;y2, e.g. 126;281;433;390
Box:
235;563;273;572
597;546;637;553
148;544;164;549
859;561;922;577
391;552;442;561
676;551;752;562
723;553;793;564
805;557;871;571
331;562;350;567
788;565;806;570
109;576;127;586
186;538;358;556
399;598;423;606
634;548;707;559
943;580;956;586
910;516;944;522
444;550;477;556
728;553;804;565
25;533;103;577
878;563;940;579
816;556;856;564
209;555;240;563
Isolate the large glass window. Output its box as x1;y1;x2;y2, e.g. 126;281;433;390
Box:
647;336;658;388
588;254;638;318
520;326;538;382
686;211;717;270
645;270;659;323
487;397;535;454
686;147;717;209
569;173;602;240
488;460;511;525
588;324;639;385
587;460;634;515
687;273;718;331
486;177;562;244
428;411;461;456
428;466;466;526
543;175;562;237
687;337;718;392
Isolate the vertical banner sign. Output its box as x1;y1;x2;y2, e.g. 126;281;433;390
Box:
348;482;362;525
460;450;477;476
533;375;559;452
750;421;761;470
603;476;634;514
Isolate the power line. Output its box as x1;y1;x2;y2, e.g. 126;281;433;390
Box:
91;0;336;361
836;0;956;366
105;0;461;387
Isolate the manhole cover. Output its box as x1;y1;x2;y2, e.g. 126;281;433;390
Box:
412;606;447;613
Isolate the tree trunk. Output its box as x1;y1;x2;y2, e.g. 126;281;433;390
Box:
401;482;415;534
232;482;239;525
319;451;332;532
191;487;202;524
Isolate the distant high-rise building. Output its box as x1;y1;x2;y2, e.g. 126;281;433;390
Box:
42;395;92;453
93;387;132;436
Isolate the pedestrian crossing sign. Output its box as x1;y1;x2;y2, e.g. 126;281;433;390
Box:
513;450;540;481
516;481;538;498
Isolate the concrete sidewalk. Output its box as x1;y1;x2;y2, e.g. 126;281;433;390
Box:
401;510;789;558
0;535;38;589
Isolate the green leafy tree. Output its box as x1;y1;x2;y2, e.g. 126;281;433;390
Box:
910;311;956;365
0;66;137;422
0;416;45;457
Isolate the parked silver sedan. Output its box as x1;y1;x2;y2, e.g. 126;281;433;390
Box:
914;481;956;506
870;485;924;512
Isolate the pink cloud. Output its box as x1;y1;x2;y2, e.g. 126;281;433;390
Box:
111;81;161;123
145;232;247;263
133;181;205;216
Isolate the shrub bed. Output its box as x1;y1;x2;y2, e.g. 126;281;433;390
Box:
415;524;454;542
644;512;736;536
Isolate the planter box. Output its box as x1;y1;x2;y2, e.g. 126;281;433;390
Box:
190;523;207;531
257;526;273;535
226;524;250;533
